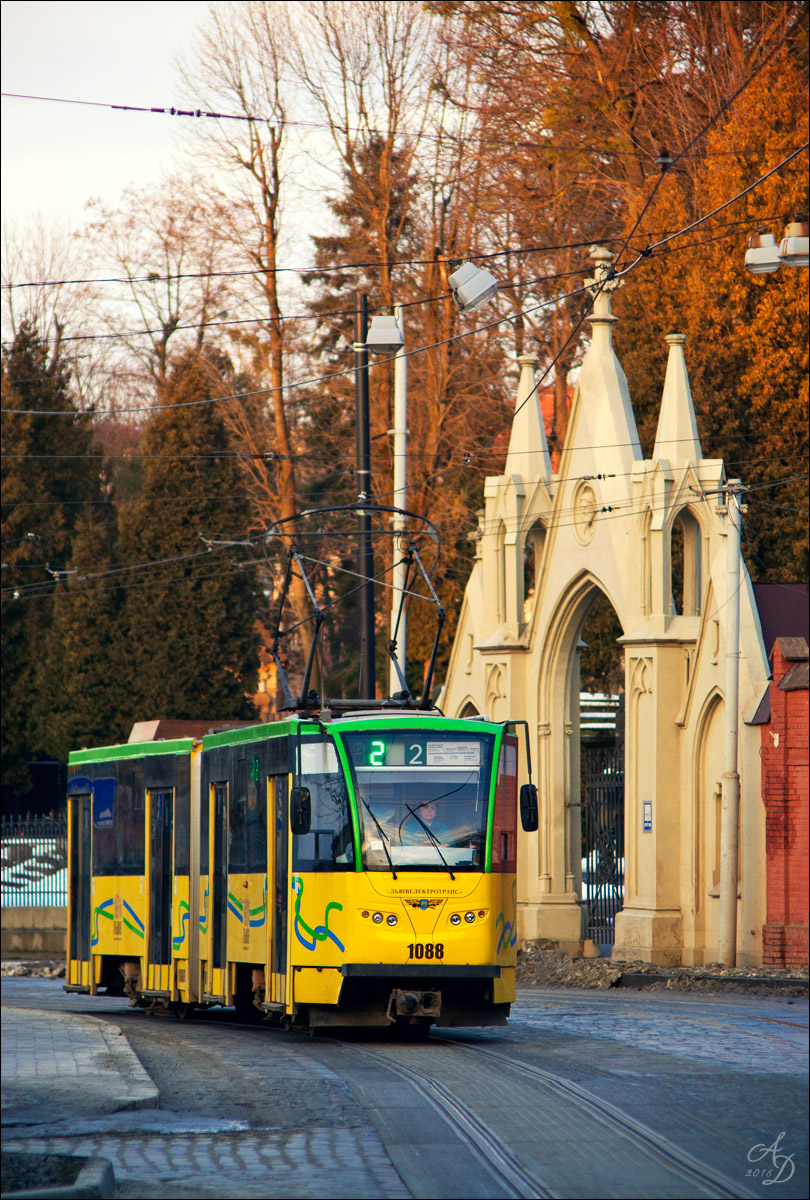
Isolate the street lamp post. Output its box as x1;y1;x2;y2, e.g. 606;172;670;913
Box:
718;480;744;966
367;309;408;697
365;263;499;700
353;293;375;700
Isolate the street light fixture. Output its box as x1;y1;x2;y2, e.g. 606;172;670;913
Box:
779;215;809;268
745;214;809;274
744;231;780;275
366;315;404;355
448;262;499;314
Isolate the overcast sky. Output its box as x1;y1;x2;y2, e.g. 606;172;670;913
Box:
1;1;213;230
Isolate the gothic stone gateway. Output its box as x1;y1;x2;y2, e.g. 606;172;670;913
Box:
440;250;770;967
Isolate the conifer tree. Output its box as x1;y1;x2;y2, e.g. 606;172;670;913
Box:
47;511;128;759
118;351;259;724
1;322;99;804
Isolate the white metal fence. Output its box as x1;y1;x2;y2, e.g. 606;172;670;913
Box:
1;813;68;907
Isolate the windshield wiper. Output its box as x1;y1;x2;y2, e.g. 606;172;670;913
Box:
403;804;455;880
361;797;397;879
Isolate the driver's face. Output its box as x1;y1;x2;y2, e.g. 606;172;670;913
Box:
421;802;437;823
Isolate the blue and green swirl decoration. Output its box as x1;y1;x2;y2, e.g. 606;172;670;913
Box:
172;901;190;950
292;875;344;952
226;884;267;928
91;899;144;947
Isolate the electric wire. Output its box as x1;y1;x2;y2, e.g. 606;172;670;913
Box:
3;470;803;601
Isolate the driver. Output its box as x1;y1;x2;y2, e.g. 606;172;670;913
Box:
400;799;452;846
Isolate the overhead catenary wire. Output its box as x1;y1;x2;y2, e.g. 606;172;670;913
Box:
1;214;780;355
0;212;785;295
3;469;804;602
3;87;797;159
6;130;799;428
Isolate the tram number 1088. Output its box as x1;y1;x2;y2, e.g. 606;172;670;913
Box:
407;942;444;960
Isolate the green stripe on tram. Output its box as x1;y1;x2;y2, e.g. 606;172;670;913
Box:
69;738;195;765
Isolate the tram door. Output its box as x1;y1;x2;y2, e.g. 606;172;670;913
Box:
267;774;289;1007
209;783;229;998
68;795;91;986
146;789;173;991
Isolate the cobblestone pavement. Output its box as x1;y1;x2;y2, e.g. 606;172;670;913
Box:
508;987;809;1074
3;1129;409;1199
2;979;807;1199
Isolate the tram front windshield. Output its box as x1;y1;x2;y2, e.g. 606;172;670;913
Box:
342;730;495;872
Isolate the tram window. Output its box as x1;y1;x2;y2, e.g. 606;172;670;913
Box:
174;779;190;874
229;758;266;874
118;777;145;875
293;740;353;872
491;736;517;873
91;775;145;876
200;785;210;874
92;778;117;875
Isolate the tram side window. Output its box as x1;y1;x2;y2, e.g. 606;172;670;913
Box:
174;777;190;874
293;739;353;871
229;757;267;874
492;736;518;873
119;775;145;874
92;778;117;875
92;775;145;876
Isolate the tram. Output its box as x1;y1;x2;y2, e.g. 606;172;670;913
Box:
65;711;538;1030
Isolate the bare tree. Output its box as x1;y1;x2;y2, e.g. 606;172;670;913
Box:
82;174;230;401
1;214;99;402
180;1;320;686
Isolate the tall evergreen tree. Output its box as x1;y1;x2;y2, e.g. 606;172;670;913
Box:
118;351;259;724
47;510;128;759
1;322;100;805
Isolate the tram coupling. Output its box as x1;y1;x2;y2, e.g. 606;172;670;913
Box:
387;988;442;1021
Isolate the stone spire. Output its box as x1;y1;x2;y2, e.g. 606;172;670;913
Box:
569;246;642;475
505;352;552;480
585;244;622;351
653;333;703;465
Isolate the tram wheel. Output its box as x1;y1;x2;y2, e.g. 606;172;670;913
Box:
172;1001;196;1021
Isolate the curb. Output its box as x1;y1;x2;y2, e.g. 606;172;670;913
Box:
1;1008;158;1124
1;1154;114;1200
86;1016;158;1111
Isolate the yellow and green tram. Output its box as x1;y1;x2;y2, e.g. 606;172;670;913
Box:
66;712;537;1030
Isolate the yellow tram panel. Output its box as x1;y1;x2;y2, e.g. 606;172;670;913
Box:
288;871;518;970
226;873;268;962
89;875;147;959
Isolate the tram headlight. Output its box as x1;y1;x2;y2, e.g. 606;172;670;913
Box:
372;912;384;924
386;914;398;926
464;911;476;923
450;913;461;925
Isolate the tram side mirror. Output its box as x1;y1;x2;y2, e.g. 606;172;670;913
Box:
290;787;312;835
520;783;539;832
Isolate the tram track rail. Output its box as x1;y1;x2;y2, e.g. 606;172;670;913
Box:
338;1040;555;1200
428;1035;758;1200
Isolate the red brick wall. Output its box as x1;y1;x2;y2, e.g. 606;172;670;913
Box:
760;643;809;969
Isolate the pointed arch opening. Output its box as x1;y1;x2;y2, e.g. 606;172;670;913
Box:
496;520;507;623
578;589;625;953
537;572;626;955
522;519;547;623
670;507;703;616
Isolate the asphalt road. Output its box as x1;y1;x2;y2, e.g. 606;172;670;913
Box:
2;979;807;1200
